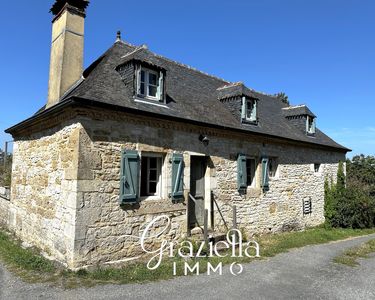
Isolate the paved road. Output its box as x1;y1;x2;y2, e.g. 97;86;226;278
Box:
1;234;375;300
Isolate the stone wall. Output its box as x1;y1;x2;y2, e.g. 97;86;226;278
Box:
70;109;345;267
7;122;81;266
0;197;10;228
5;107;346;269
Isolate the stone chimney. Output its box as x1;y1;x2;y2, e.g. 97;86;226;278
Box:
47;0;89;108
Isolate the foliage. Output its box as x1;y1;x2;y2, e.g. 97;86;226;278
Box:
1;226;375;288
333;239;375;267
325;158;375;229
0;230;55;274
274;92;290;105
0;154;12;187
347;154;375;196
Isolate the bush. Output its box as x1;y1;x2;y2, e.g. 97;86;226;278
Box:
331;187;375;229
325;160;375;229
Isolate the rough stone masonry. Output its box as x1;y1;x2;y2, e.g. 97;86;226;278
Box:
0;107;345;269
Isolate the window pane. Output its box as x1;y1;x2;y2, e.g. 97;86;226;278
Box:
246;159;255;186
140;157;148;196
148;86;157;97
140;82;145;95
141;70;145;82
246;100;254;119
149;169;157;181
149;157;157;168
149;73;157;85
149;182;157;194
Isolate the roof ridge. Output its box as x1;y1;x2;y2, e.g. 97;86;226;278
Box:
282;104;307;110
217;82;243;90
148;51;230;83
115;39;139;48
120;45;147;59
117;42;284;98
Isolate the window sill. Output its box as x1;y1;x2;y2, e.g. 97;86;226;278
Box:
241;119;258;126
140;195;163;201
306;132;316;138
134;97;169;108
246;187;262;197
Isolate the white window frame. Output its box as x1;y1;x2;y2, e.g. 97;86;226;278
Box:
139;153;163;200
138;67;160;101
242;97;257;123
306;116;316;135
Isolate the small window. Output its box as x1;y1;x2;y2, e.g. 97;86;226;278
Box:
137;67;162;100
306;116;316;135
268;158;278;178
246;158;256;187
140;155;162;197
303;198;312;214
314;163;320;173
242;97;257;123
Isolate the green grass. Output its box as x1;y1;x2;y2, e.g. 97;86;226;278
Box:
1;226;375;288
333;239;375;267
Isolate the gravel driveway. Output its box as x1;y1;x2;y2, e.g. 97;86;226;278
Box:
1;234;375;300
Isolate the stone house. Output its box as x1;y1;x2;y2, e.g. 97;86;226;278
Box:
1;0;349;269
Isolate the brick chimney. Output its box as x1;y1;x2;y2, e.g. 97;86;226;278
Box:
47;0;89;108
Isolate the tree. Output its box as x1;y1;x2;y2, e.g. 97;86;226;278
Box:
275;92;290;105
325;156;375;229
0;149;12;187
347;154;375;196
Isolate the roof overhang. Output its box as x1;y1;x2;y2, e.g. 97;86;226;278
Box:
5;97;351;153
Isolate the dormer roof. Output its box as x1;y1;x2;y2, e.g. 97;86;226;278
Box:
282;105;316;118
217;82;258;100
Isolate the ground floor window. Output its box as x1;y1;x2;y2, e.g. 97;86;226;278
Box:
314;163;321;173
268;157;278;178
246;158;256;187
140;155;162;197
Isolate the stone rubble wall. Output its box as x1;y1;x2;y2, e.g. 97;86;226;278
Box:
4;108;346;269
211;148;344;236
6;123;81;267
72;110;345;267
0;197;10;228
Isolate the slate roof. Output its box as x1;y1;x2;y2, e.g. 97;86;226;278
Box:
282;105;316;118
10;40;349;152
217;82;258;100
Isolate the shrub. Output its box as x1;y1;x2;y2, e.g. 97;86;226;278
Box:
325;160;375;229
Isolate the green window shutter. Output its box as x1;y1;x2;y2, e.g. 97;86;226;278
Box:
237;154;247;190
171;153;184;201
241;97;246;120
120;150;139;204
261;157;269;191
250;100;257;122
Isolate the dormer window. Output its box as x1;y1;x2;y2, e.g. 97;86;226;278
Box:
136;66;164;102
306;115;316;135
241;97;257;124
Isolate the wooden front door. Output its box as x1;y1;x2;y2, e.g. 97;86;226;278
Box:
189;156;207;228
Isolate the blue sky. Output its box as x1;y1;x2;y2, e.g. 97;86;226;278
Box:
0;0;374;157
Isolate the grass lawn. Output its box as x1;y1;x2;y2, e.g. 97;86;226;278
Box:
1;226;375;288
333;238;375;267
